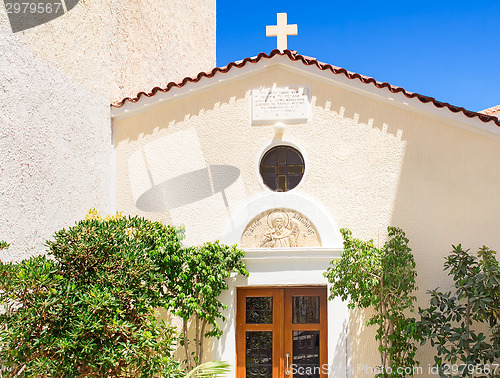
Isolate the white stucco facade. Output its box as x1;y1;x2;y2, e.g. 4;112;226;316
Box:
111;55;500;375
0;0;216;261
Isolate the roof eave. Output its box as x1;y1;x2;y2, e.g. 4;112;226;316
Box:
111;50;500;138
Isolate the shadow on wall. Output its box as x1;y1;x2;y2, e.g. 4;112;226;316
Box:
114;81;250;145
312;85;404;140
125;125;248;245
386;108;500;366
348;306;379;376
156;307;215;369
136;165;241;212
330;316;349;377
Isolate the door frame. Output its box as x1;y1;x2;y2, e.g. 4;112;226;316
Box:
236;286;328;378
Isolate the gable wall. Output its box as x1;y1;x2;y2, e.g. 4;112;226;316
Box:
113;67;500;369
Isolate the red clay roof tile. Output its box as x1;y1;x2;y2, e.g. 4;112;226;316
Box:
481;105;500;115
112;49;500;128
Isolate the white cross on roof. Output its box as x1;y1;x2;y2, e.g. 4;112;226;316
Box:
266;13;298;52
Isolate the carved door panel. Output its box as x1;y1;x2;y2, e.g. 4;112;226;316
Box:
236;287;327;378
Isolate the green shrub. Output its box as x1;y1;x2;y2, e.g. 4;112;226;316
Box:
324;227;419;377
419;245;500;377
170;241;248;369
0;214;246;377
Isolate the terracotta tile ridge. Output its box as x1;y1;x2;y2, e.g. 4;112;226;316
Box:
111;50;500;128
279;50;499;127
480;105;500;115
111;50;279;109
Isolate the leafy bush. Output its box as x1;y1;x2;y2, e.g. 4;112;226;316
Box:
419;245;500;377
324;227;419;377
0;214;246;377
169;241;248;369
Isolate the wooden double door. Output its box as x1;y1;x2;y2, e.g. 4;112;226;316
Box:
236;287;328;378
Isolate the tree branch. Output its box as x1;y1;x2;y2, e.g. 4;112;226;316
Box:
195;314;200;366
200;319;207;363
183;318;192;371
360;266;381;281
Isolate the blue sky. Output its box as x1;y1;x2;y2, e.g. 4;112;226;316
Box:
217;0;499;112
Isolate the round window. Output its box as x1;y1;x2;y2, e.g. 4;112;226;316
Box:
259;146;305;192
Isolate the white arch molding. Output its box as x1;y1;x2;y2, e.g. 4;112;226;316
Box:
222;191;343;249
217;191;349;378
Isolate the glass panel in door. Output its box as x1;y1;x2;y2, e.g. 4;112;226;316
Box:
292;330;320;378
284;288;327;378
237;288;283;378
246;331;273;377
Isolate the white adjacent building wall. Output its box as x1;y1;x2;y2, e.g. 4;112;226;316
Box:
0;0;216;261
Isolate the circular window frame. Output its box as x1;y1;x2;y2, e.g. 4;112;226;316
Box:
257;141;307;193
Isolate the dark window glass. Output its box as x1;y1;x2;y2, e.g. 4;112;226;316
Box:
293;331;320;378
246;297;273;324
260;146;304;192
246;331;273;377
292;296;320;324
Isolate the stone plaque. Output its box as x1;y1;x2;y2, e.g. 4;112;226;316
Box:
251;87;309;125
240;209;321;248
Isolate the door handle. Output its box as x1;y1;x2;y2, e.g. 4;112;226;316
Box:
285;352;291;375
